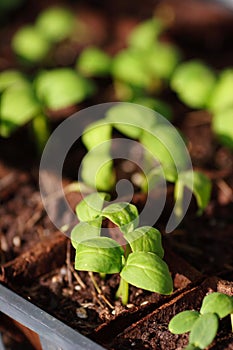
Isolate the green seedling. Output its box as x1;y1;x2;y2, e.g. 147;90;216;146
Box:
0;70;48;153
112;43;180;99
34;68;94;110
12;6;75;64
171;60;216;109
208;68;233;113
71;192;173;305
76;47;112;77
169;292;233;349
80;104;211;222
112;16;181;101
212;108;233;150
35;6;75;43
127;18;164;50
0;68;94;152
12;25;51;63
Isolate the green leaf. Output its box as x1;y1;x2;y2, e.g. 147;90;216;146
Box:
75;237;124;274
71;219;102;249
0;70;26;92
106;103;156;139
12;25;51;62
81;151;116;191
82;119;112;151
35;68;94;110
140;125;188;182
168;310;200;334
189;313;218;349
75;192;110;222
112;49;151;88
102;202;139;234
208;69;233;113
0;82;40;137
36;6;75;43
121;251;173;294
146;43;181;80
124;226;164;258
128;18;164;50
176;170;211;215
212;108;233;150
200;292;233;319
132;97;172;121
171;60;216;109
77;47;112;77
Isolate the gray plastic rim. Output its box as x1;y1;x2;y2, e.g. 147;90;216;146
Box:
0;284;104;350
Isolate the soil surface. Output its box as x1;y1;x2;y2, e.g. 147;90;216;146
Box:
1;0;233;349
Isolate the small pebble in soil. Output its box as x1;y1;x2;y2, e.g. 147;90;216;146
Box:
140;300;149;306
76;307;88;319
74;284;81;291
12;235;21;247
60;266;67;276
126;304;134;308
0;236;8;251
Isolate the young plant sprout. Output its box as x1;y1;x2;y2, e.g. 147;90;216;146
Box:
0;68;94;153
34;68;95;110
0;70;48;153
111;18;181;100
76;47;112;77
12;25;51;63
171;60;216;109
35;6;75;43
71;192;173;305
207;68;233;114
169;292;233;349
80;104;211;223
127;18;165;50
212;108;233;150
12;6;76;64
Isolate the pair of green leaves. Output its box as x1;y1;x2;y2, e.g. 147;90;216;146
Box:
71;192;173;296
169;292;233;349
12;6;75;63
0;68;94;138
171;60;216;110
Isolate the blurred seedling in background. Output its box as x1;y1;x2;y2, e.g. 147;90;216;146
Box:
0;68;94;153
80;104;211;225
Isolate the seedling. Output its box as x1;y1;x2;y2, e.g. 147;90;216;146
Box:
71;192;173;305
171;60;216;109
35;6;75;43
169;292;233;349
80;104;212;224
212;108;233;150
127;18;164;50
76;47;112;77
208;68;233;113
111;17;181;100
0;68;94;152
12;6;76;64
34;68;95;110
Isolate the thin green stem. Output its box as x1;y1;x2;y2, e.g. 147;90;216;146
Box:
31;114;50;154
116;277;129;306
116;243;131;305
174;180;184;223
231;313;233;332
